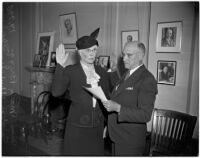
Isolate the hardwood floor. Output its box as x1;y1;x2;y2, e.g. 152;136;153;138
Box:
2;131;112;156
2;127;198;156
2;141;49;156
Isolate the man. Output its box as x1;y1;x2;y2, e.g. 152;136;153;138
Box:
127;35;133;43
102;41;158;156
51;36;110;156
64;18;73;37
161;28;175;47
160;65;170;81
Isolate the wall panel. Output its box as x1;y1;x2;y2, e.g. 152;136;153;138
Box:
148;2;195;113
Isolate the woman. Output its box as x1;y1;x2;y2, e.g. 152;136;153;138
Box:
51;36;110;156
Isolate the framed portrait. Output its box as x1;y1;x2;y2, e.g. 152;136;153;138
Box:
49;52;57;67
156;21;182;52
157;60;177;85
59;12;78;44
35;31;55;67
40;54;49;67
121;30;139;50
98;56;110;69
95;56;99;66
33;54;41;67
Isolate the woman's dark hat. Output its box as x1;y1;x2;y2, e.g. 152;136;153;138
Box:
76;36;99;50
90;27;100;39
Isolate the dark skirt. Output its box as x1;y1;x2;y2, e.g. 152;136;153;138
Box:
63;123;104;156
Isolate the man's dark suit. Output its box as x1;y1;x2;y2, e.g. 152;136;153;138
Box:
108;65;158;156
51;63;110;155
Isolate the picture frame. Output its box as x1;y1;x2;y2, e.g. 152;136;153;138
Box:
157;60;177;85
59;12;78;44
64;44;76;49
34;31;55;67
121;30;139;50
98;56;110;69
156;21;182;52
33;54;41;67
49;52;57;67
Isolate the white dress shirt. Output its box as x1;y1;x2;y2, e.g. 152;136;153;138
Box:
129;64;143;77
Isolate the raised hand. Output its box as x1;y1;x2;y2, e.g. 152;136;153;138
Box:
56;43;69;68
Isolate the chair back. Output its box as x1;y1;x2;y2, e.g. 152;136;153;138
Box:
150;108;197;156
2;93;31;118
35;91;51;118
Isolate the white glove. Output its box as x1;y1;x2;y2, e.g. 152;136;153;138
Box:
56;43;69;68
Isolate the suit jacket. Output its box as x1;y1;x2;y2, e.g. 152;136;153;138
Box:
108;65;158;147
51;63;110;128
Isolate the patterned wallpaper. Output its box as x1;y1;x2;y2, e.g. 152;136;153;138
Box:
2;4;17;95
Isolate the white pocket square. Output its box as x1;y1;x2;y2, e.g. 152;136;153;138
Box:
115;84;120;90
125;87;134;90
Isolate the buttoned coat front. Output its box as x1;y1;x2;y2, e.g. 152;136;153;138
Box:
108;65;158;149
51;63;110;155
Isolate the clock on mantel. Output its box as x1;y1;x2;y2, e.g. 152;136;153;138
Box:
26;66;55;114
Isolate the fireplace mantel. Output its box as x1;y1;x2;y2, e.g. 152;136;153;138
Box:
26;66;55;73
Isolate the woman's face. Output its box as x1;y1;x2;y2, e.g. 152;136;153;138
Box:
79;45;98;64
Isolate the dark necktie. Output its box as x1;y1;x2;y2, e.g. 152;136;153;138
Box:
114;70;130;92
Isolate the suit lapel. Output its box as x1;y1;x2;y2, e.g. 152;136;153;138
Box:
112;65;146;98
110;70;128;94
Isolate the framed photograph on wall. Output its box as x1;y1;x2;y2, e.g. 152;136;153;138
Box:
49;52;57;67
156;21;182;52
34;31;55;67
121;30;139;51
59;12;78;44
33;54;41;67
98;55;110;70
157;60;177;85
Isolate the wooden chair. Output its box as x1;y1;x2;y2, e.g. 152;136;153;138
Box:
149;108;197;156
2;92;51;146
18;91;52;144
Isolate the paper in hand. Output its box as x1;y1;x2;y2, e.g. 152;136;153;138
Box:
83;86;108;101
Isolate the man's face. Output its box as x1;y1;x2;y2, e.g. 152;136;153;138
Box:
65;19;72;33
166;29;173;38
79;45;98;64
127;35;133;42
163;66;168;73
122;44;143;70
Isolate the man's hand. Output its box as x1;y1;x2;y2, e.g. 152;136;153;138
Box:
56;43;69;68
102;100;121;113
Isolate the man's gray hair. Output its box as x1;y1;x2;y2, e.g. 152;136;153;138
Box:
123;41;146;55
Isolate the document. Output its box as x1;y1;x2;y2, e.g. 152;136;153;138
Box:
83;86;108;101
